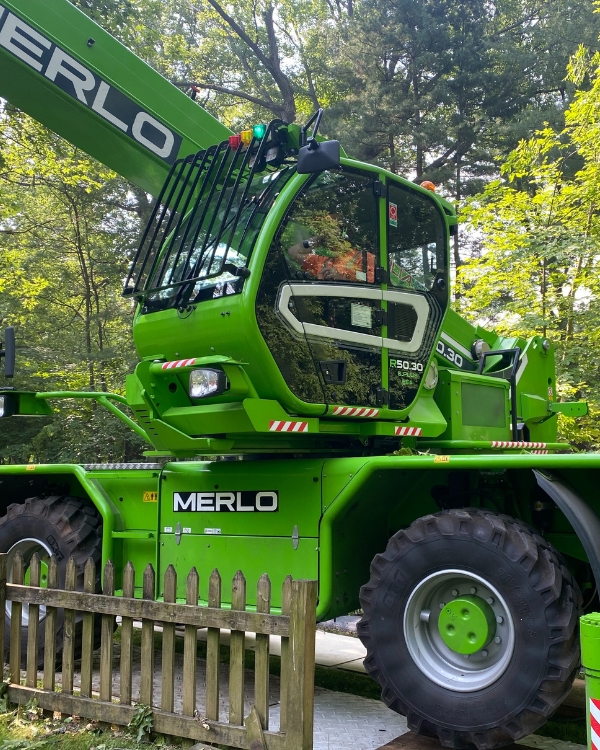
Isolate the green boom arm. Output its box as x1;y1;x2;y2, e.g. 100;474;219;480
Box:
0;0;232;196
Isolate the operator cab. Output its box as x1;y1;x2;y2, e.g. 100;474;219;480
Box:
124;118;454;420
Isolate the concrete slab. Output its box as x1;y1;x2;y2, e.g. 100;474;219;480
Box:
312;631;367;668
175;624;368;671
313;691;408;750
109;623;582;750
331;658;367;673
47;642;408;750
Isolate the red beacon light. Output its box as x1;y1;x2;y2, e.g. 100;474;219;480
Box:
229;134;241;149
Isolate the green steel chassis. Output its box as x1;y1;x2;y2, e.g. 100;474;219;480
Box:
2;450;599;618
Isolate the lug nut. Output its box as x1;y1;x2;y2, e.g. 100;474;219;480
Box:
420;609;431;623
464;654;470;659
469;587;477;594
486;597;495;605
439;602;446;609
451;589;459;596
494;636;502;644
481;649;488;657
496;615;504;624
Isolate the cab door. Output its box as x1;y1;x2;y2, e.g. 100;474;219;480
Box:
260;168;385;409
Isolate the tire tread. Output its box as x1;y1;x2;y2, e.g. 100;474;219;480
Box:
358;508;582;750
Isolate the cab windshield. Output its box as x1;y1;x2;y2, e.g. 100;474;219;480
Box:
124;137;293;311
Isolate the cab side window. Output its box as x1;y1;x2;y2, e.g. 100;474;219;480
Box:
387;183;445;293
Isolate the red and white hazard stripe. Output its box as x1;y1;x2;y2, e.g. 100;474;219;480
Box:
395;426;422;436
490;441;547;449
269;421;308;433
590;697;600;750
333;407;380;418
162;358;196;370
531;449;549;454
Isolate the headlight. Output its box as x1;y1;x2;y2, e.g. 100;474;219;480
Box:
424;360;438;391
189;369;228;399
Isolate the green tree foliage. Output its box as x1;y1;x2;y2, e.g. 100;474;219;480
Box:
151;0;346;128
72;0;347;130
457;47;600;449
327;0;600;199
0;110;146;462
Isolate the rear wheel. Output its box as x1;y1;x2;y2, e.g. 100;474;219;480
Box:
358;509;582;749
0;495;102;666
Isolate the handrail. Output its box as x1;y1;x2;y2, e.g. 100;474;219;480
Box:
34;391;150;443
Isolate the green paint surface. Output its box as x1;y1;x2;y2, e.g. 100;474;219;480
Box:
438;595;496;654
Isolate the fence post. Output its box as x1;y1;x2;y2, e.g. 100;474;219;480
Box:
80;558;96;698
229;570;246;726
161;565;177;713
100;561;115;703
62;557;77;713
42;556;58;717
9;552;23;685
284;580;317;750
279;575;292;733
205;568;221;721
182;567;199;719
140;563;155;707
25;553;40;688
255;573;271;729
120;561;135;706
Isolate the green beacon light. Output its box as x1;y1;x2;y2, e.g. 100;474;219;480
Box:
252;123;267;139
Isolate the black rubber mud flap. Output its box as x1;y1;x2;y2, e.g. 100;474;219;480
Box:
534;469;600;590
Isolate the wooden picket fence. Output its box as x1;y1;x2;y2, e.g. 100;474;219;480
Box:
0;552;317;750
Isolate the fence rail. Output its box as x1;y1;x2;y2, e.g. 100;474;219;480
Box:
0;553;317;750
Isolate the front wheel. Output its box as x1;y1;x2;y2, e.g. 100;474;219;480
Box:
358;509;582;749
0;495;102;666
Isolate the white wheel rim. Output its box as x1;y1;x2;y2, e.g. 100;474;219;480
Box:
404;568;516;692
6;538;53;625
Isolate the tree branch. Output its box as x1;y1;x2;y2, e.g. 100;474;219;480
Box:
173;81;276;110
203;0;272;70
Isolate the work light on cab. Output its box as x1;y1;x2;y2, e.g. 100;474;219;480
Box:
0;394;17;418
189;369;228;399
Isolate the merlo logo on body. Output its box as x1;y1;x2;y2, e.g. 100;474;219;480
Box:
173;491;279;512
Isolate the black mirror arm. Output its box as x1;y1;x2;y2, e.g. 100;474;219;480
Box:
300;108;324;149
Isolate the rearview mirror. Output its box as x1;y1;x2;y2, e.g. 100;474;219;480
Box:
297;140;341;174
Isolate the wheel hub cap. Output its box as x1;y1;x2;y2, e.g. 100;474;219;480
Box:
404;569;515;691
437;595;496;654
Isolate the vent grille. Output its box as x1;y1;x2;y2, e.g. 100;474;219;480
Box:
388;302;418;342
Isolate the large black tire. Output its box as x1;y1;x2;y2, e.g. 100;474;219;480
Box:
358;509;582;750
0;495;102;667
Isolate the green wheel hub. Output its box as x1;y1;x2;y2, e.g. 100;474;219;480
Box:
437;595;497;654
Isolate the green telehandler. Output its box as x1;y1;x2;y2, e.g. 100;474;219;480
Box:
0;1;596;746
